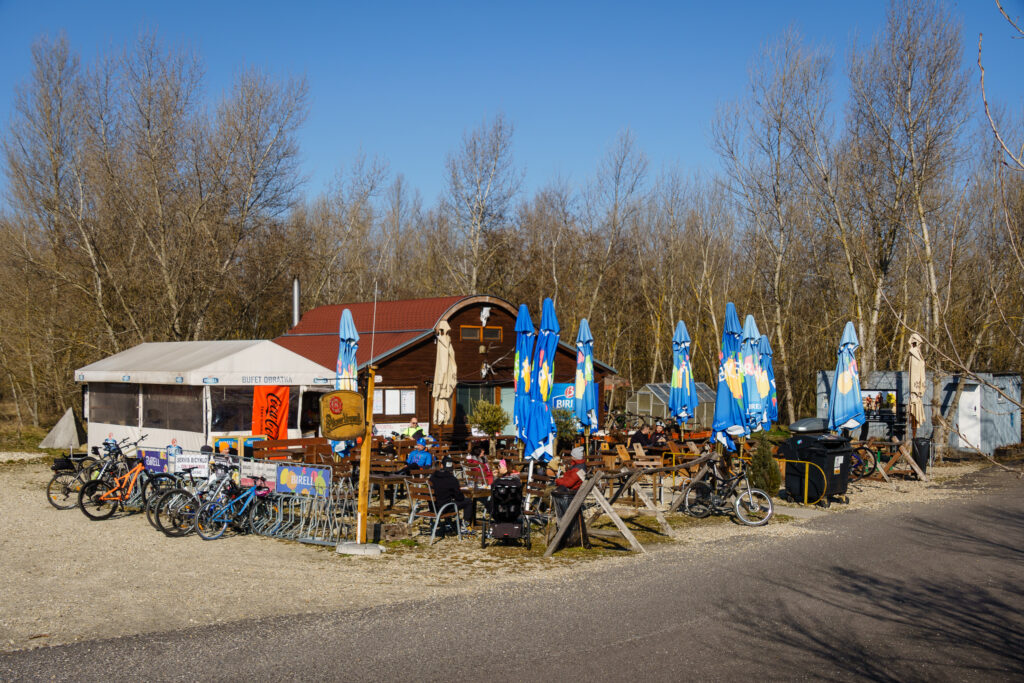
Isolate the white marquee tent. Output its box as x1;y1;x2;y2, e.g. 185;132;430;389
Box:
76;340;335;451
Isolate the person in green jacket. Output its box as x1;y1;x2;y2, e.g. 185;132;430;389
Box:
401;417;424;440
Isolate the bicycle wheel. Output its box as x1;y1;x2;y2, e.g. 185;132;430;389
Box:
145;479;178;529
850;447;877;480
46;472;82;510
682;481;713;518
157;489;198;537
734;488;774;526
79;479;118;520
196;501;229;540
248;497;278;536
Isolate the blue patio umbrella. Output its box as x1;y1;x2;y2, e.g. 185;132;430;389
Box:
524;298;560;461
828;321;866;431
669;321;699;424
332;308;359;454
712;302;748;449
335;308;359;392
740;315;766;432
758;335;778;425
513;304;535;444
573;318;598;434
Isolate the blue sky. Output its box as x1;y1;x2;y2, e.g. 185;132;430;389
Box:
1;1;1021;204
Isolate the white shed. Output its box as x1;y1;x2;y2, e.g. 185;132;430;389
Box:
76;340;335;451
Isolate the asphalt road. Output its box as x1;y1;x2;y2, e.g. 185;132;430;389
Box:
3;466;1022;682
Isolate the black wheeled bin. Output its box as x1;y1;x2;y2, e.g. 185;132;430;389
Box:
551;489;589;549
912;438;931;473
780;432;853;505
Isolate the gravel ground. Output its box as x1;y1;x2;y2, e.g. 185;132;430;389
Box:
0;456;986;653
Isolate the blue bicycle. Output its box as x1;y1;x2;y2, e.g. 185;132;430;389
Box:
194;476;271;540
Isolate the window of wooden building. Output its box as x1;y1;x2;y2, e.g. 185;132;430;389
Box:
373;388;417;415
460;325;502;342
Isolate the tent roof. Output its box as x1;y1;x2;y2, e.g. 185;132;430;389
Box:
75;340;334;386
39;408;85;449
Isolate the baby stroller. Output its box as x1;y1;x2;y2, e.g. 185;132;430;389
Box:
480;475;531;549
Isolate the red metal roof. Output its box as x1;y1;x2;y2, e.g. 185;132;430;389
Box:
273;296;471;369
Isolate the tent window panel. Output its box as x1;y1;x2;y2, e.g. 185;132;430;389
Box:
142;385;203;432
211;387;254;432
89;383;139;426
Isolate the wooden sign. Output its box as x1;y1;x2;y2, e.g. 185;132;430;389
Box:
319;390;365;440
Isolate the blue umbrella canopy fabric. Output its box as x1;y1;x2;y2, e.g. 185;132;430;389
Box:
828;321;866;431
513;304;535;444
758;334;778;424
524;298;560;461
712;303;748;449
669;321;699;424
740;315;766;432
573;318;598;434
335;308;359;391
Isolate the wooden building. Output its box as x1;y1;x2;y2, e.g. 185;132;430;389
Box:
275;295;614;442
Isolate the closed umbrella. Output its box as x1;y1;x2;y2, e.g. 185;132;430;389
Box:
524;298;560;462
332;308;359;454
712;302;747;449
513;304;535;444
908;333;926;437
758;335;778;426
740;315;765;432
574;318;598;436
828;321;866;431
336;309;359;392
669;321;699;426
431;321;457;425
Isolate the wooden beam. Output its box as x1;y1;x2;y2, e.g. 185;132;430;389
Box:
630;482;673;535
591;488;646;553
543;473;602;559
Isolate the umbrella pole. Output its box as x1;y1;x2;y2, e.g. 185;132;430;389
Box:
356;365;377;545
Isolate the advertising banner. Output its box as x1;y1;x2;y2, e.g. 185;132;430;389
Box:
252;385;290;440
276;464;331;498
172;450;210;478
319;390;364;440
140;449;168;473
550;383;576;412
240;459;278;491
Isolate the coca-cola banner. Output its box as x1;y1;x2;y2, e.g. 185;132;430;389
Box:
252;385;290;440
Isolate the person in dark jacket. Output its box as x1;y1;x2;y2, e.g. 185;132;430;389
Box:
429;455;475;529
628;425;652;449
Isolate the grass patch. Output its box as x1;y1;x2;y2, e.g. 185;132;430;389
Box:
0;424;67;456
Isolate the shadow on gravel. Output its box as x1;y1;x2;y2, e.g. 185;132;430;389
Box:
728;567;1024;681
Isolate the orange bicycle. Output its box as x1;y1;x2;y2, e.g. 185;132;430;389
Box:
78;455;169;521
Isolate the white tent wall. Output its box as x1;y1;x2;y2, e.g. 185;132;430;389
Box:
78;340;335;451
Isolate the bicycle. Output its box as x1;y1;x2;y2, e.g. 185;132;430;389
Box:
194;475;271;540
681;455;774;526
849;444;878;481
45;453;100;510
78;446;167;520
152;463;235;537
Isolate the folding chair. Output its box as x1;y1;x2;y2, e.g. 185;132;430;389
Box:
407;478;463;544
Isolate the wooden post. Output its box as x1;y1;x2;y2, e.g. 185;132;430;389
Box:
543;473;601;558
356;365;377;544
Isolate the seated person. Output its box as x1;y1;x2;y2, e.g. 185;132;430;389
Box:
429;455;475;529
554;450;587;493
400;417;424;440
544;452;562;478
400;437;433;474
650;423;669;446
465;446;493;485
493;458;519;478
628;425;652;449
